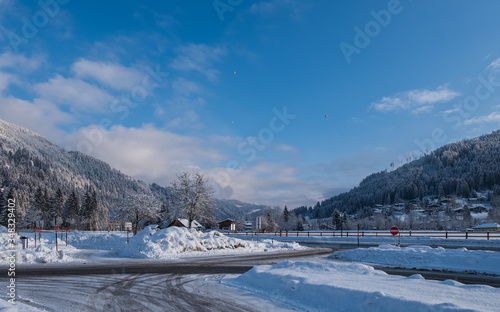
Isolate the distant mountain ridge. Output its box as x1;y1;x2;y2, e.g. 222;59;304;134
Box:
0;119;266;227
297;130;500;219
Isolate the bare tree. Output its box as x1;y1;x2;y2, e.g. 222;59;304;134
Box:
171;172;214;228
118;192;160;234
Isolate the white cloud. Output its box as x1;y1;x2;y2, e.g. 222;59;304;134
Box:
66;124;226;185
0;72;13;92
170;43;225;81
34;74;115;112
0;51;41;71
171;77;203;96
208;162;325;207
62;122;326;207
166;110;202;129
411;105;433;115
441;107;461;115
0;96;73;140
275;144;297;153
72;59;144;90
488;57;500;72
371;85;461;113
464;112;500;125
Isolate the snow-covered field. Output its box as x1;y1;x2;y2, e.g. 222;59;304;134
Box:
331;244;500;275
0;226;302;264
223;260;500;312
3;227;500;311
231;232;500;248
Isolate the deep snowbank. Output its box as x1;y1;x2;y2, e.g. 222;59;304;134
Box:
121;226;302;259
0;227;73;264
331;244;500;275
224;260;500;312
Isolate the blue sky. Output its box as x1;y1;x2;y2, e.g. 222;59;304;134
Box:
1;0;500;208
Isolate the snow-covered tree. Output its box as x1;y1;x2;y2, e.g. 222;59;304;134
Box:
51;189;65;226
171;172;214;228
118;192;160;234
333;209;341;229
63;191;80;228
0;190;6;227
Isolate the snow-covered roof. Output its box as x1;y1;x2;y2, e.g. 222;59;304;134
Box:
472;223;500;229
176;218;202;228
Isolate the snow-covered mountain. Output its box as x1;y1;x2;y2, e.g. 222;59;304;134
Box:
0;119;266;227
300;130;500;219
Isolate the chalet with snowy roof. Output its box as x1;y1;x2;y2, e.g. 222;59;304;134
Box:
244;221;253;231
472;223;500;232
168;218;203;230
218;219;235;231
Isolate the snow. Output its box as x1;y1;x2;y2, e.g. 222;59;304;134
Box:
231;232;500;248
0;230;75;264
0;226;303;264
121;226;302;259
331;244;500;275
473;223;500;229
0;298;42;311
223;260;500;312
4;224;500;311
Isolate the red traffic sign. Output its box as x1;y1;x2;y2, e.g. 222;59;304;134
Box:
390;226;399;236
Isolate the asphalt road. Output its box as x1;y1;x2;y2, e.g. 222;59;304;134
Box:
6;246;500;288
9;248;334;277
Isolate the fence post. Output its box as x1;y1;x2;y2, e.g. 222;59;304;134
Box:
487;231;490;240
286;231;288;237
347;231;349;237
308;231;309;237
320;232;322;237
297;231;298;237
280;231;282;237
446;231;448;239
466;232;468;239
409;230;411;236
362;231;365;237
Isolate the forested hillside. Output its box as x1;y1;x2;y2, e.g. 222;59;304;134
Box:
297;130;500;219
0;119;267;229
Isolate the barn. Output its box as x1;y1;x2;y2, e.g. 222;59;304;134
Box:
167;218;203;230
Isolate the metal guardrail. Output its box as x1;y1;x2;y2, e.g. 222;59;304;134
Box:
231;230;500;240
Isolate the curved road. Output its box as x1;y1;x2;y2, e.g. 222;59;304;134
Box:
3;247;500;311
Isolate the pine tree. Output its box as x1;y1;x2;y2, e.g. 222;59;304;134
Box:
80;190;93;230
41;188;51;228
63;191;80;228
52;189;64;225
33;187;44;226
342;213;348;230
333;209;341;230
283;206;289;223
